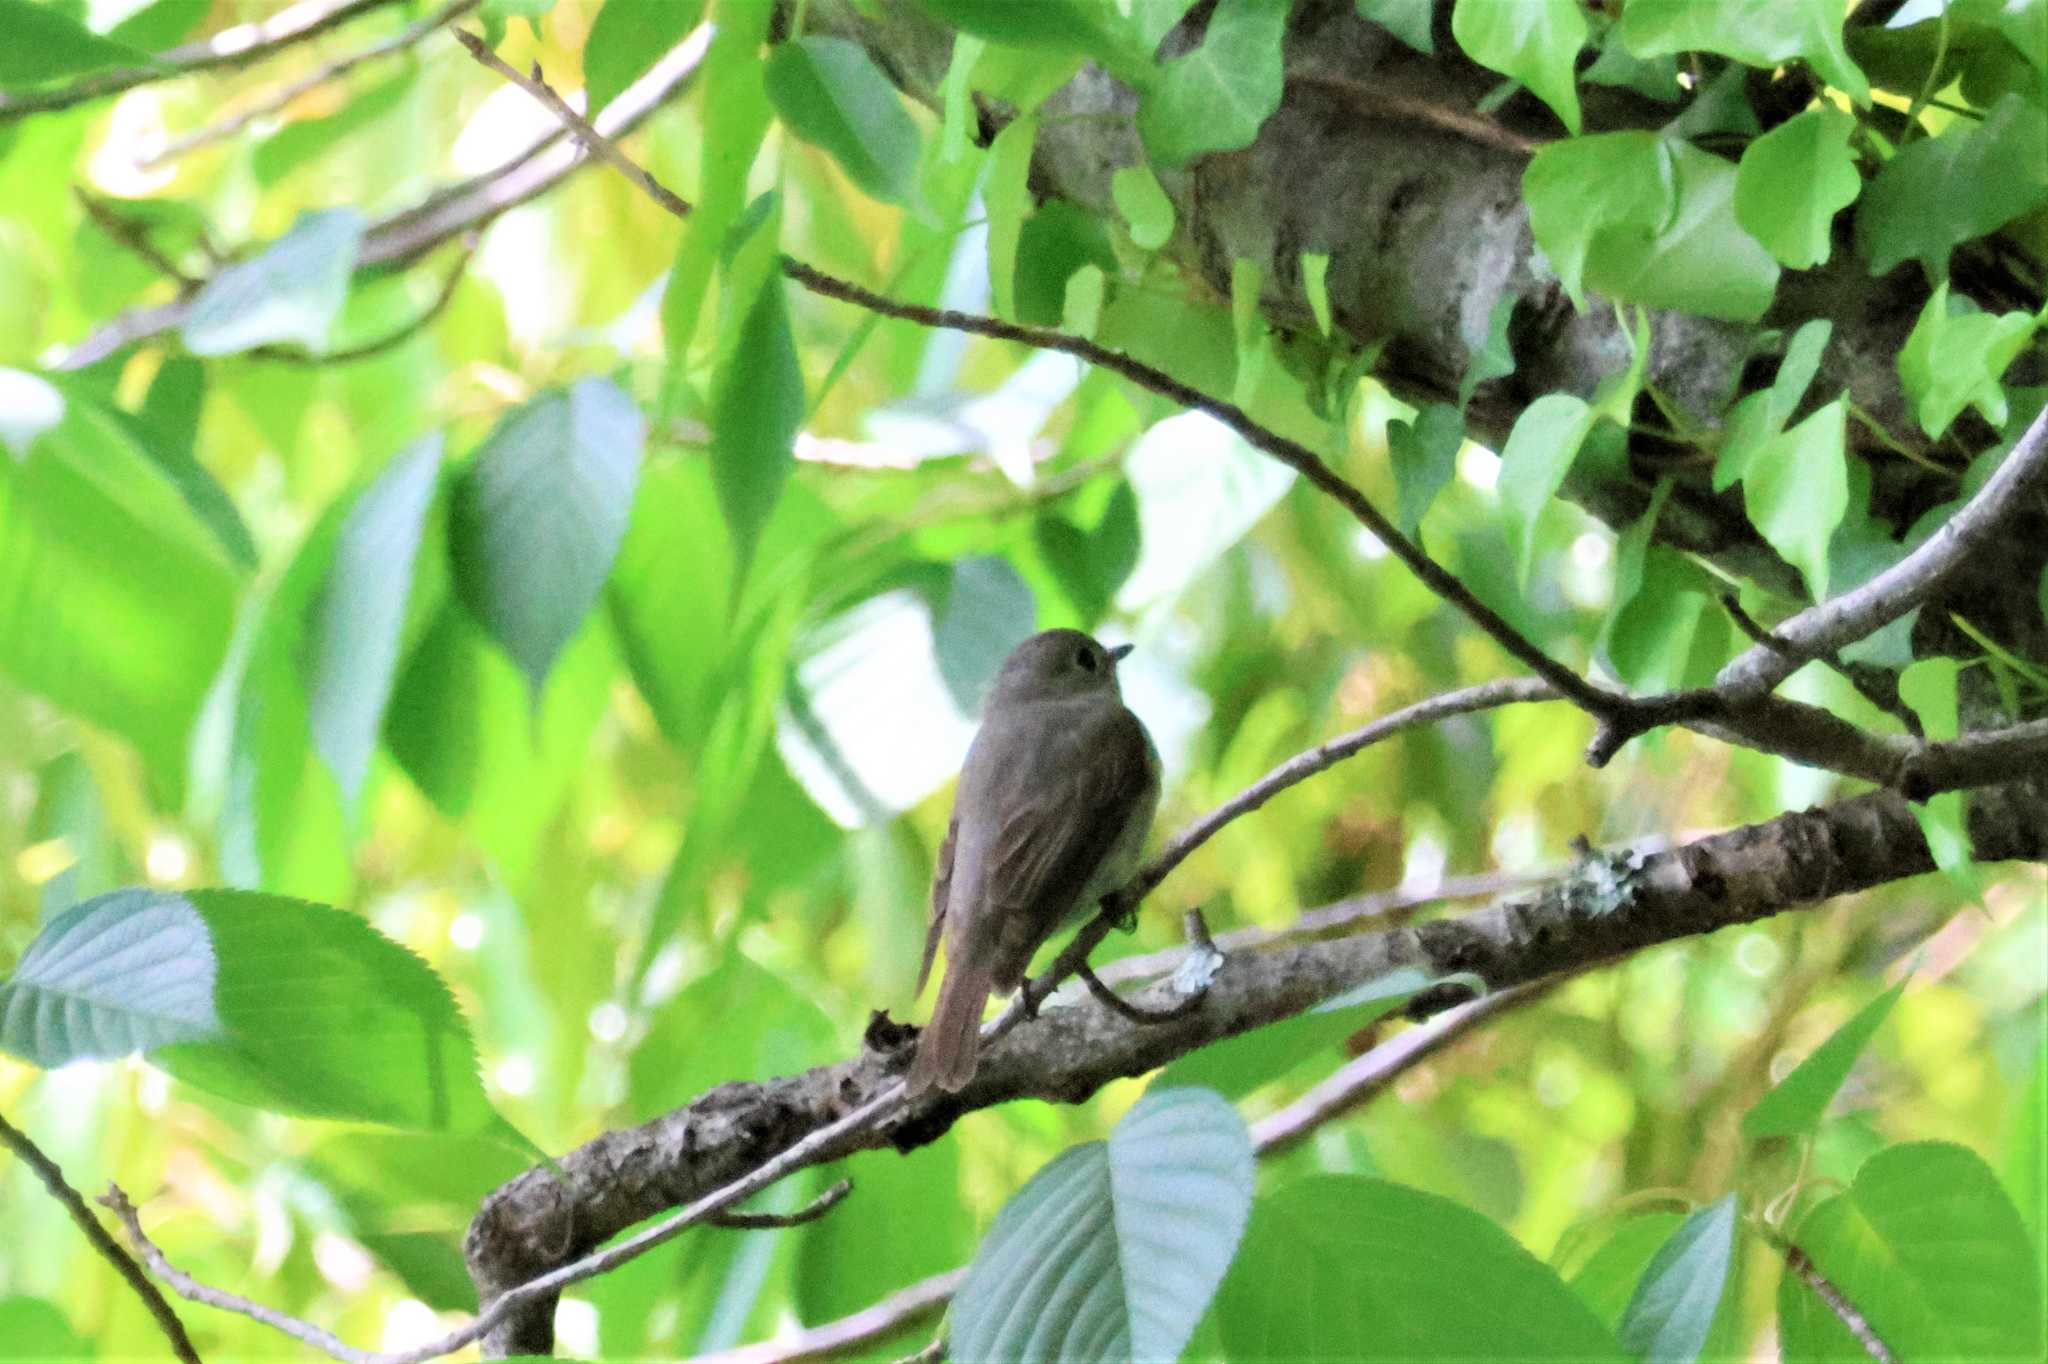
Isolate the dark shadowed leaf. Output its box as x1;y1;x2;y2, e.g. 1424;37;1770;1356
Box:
765;36;922;204
1855;93;2048;277
1390;402;1465;534
1219;1174;1624;1360
953;1087;1254;1364
712;272;803;584
451;379;644;693
932;556;1037;713
0;0;149;88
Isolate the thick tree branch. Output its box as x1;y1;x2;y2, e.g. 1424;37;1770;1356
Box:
463;775;2045;1356
0;0;407;123
138;0;482;168
1714;403;2048;703
0;1113;204;1364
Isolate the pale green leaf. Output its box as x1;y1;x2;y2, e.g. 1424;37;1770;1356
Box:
1301;251;1333;336
1523;132;1669;310
1618;1196;1737;1364
1389;401;1465;534
1743;398;1847;601
1736;107;1861;268
1897;282;2038;438
1744;977;1905;1140
985;115;1038;320
182;209;364;356
1358;0;1434;54
953;1087;1254;1364
584;0;705;114
1452;0;1587;133
1498;392;1597;589
1112;163;1176;251
1585;141;1780;323
1619;0;1868;105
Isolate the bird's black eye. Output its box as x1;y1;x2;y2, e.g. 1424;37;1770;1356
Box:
1075;646;1097;672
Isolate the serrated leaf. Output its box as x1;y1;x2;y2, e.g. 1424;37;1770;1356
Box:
1736;108;1861;268
1498;393;1597;589
1136;0;1289;166
1618;1196;1736;1364
1744;977;1905;1140
1856;92;2048;277
451;379;645;693
711;271;803;584
952;1087;1254;1364
1742;397;1847;602
1389;402;1465;534
766;36;922;204
1786;1143;2045;1361
1897;282;2037;438
181;209;364;356
1112;163;1176;251
1219;1175;1625;1360
0;0;149;88
0;889;220;1064
584;0;705;114
1452;0;1587;133
307;438;442;807
1;888;500;1133
1619;0;1868;105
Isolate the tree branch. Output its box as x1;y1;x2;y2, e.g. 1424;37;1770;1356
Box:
138;0;482;169
1780;1242;1898;1363
1713;402;2048;704
0;1112;204;1364
0;0;408;123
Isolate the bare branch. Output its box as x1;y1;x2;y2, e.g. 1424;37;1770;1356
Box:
1780;1242;1898;1363
55;25;713;369
0;0;408;123
139;0;481;169
1715;402;2048;704
707;1178;852;1230
0;1114;204;1364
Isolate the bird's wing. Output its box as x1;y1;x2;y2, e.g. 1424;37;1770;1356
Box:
917;812;956;998
981;704;1155;978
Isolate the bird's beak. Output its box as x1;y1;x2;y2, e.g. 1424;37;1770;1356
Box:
1108;643;1135;661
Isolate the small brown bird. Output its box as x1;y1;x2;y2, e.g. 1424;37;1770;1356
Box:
907;628;1161;1096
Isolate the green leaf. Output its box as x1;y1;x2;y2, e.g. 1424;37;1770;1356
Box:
1582;39;1681;101
952;1087;1254;1364
1897;282;2037;438
1358;0;1434;54
1618;0;1868;105
1112;163;1176;251
181;209;365;356
1389;401;1465;534
1786;1142;2045;1361
985;115;1037;320
1036;481;1141;625
1137;0;1289;165
0;888;220;1064
711;271;803;584
254;68;416;185
0;0;149;89
765;36;922;205
1735;108;1861;269
797;1135;974;1326
1460;291;1518;409
1231;255;1268;406
0;393;240;801
1160;966;1469;1101
128;357;257;566
1856;93;2048;277
914;0;1150;76
452;380;643;694
1713;319;1833;491
1584;141;1780;323
1;888;499;1133
1451;0;1587;133
1743;397;1847;601
1899;655;1962;744
1618;1196;1736;1364
307;437;443;808
1220;1175;1625;1360
629;949;836;1116
1523;133;1669;310
585;0;706;114
0;1298;91;1359
105;0;207;51
1743;976;1905;1140
1498;393;1597;589
1565;1212;1689;1329
1013;200;1117;327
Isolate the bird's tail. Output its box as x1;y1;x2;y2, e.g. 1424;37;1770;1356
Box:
907;962;993;1096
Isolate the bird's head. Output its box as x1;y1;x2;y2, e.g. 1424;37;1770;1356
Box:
990;628;1132;704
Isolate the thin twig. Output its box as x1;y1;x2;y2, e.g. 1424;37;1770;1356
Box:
0;1115;204;1364
450;31;1628;727
1076;959;1203;1024
74;189;200;288
706;1178;852;1230
0;0;408;122
889;1334;949;1364
1714;402;2048;703
1719;592;1922;737
1780;1242;1898;1363
140;0;481;168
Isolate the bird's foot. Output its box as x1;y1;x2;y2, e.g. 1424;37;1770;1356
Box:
1077;960;1205;1025
1102;892;1139;934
